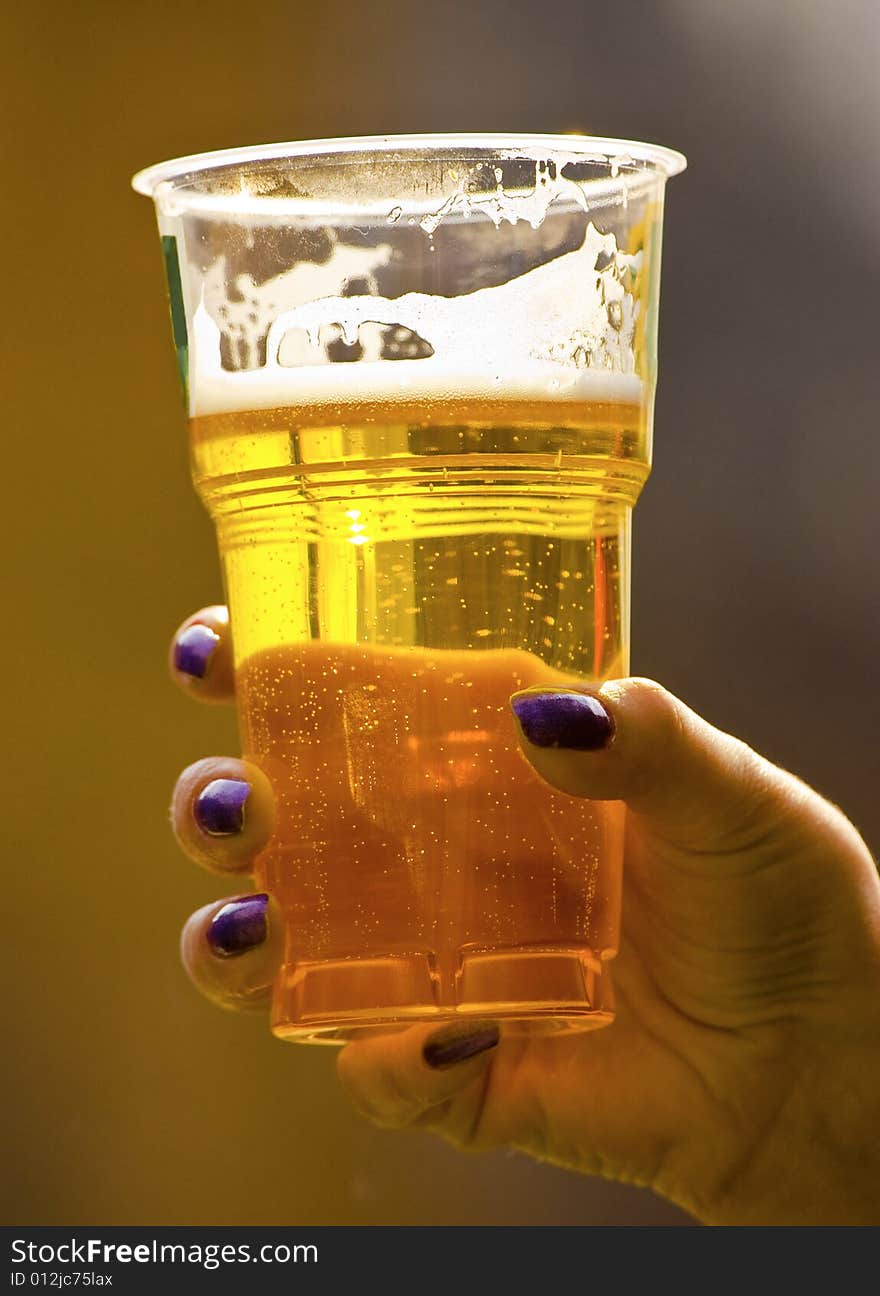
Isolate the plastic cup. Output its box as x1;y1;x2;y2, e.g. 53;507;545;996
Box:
134;134;685;1041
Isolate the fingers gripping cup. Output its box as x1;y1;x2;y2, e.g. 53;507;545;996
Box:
134;135;685;1042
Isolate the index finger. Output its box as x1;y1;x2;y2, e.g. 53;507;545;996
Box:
169;605;235;704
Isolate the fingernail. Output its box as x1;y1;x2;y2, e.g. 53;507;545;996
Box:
194;778;250;836
174;624;220;679
207;893;268;958
511;691;614;751
423;1022;500;1069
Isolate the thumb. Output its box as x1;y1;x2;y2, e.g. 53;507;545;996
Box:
510;678;839;858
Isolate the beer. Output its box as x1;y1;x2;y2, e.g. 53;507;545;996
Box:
192;392;642;1039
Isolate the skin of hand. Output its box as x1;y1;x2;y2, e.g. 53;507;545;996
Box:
170;606;880;1225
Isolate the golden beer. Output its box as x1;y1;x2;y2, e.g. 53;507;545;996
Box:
192;394;642;1039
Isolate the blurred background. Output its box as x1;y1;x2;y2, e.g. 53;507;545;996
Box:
4;0;878;1226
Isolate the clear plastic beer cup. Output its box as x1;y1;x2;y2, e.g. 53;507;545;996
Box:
133;134;686;1041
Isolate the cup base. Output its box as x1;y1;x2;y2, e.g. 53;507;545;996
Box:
270;945;615;1044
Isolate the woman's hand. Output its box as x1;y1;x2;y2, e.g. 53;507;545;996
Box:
169;606;880;1224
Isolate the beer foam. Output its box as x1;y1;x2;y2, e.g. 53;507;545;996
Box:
190;222;644;416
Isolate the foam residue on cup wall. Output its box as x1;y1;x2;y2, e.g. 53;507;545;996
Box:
416;156;618;234
154;155;659;418
190;223;644;416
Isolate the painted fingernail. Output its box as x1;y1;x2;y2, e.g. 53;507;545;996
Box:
511;691;614;751
174;624;220;679
207;893;269;958
194;778;250;836
423;1022;500;1069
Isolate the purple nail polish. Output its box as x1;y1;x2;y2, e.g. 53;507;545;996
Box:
423;1022;500;1069
511;691;614;751
194;778;250;836
207;893;269;957
174;624;220;679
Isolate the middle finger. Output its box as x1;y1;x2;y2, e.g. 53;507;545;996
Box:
171;756;275;873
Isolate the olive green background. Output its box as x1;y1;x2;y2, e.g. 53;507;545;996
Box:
4;0;878;1225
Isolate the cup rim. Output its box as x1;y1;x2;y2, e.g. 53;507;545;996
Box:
132;132;687;196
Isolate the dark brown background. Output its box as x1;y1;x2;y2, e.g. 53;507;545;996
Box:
4;0;877;1225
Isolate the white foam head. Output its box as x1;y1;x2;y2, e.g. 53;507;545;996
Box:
190;226;644;416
